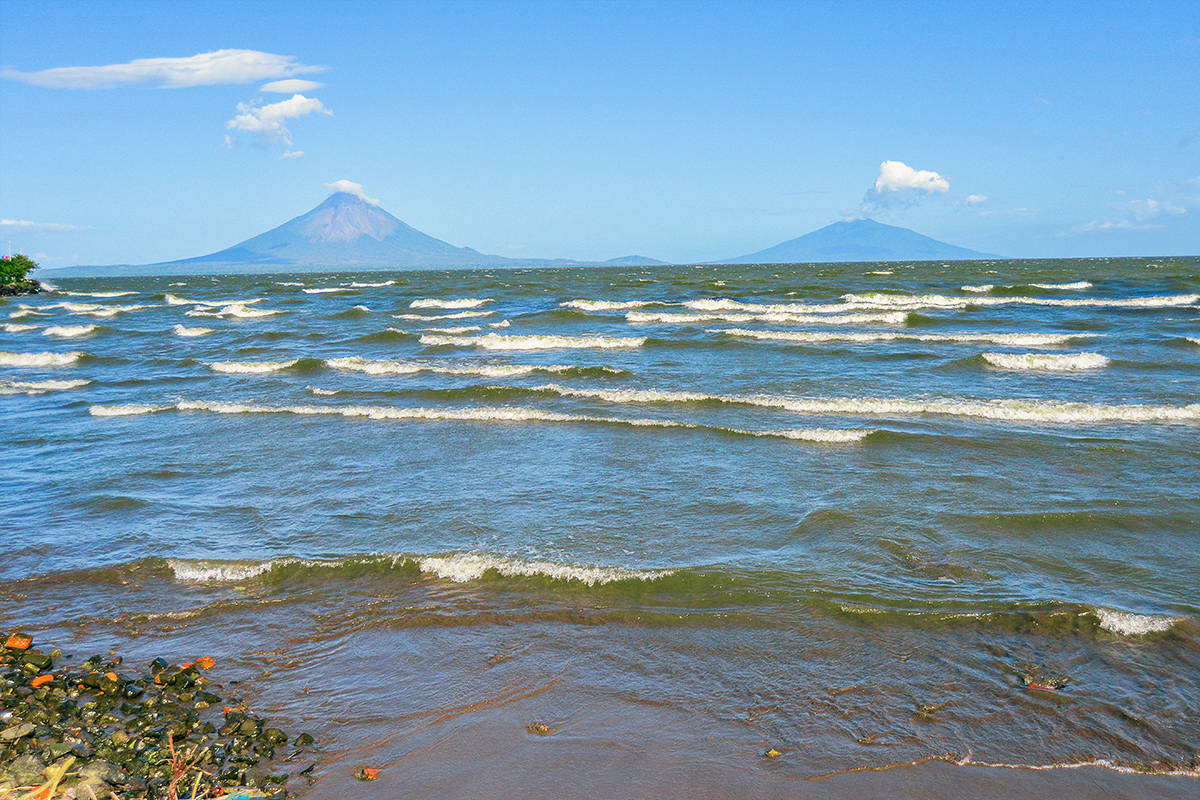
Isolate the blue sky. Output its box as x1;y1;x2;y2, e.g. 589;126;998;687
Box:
1;0;1197;267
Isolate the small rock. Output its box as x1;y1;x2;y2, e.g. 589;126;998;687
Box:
80;759;129;786
0;721;36;740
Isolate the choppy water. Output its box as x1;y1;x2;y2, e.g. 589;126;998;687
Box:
3;258;1199;797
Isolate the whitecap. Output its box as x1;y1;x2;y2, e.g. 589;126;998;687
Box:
416;552;672;585
65;290;136;298
88;403;165;416
2;323;39;333
409;297;493;309
627;310;908;325
560;299;661;311
961;284;994;293
393;310;495;320
1029;281;1092;290
1095;608;1178;636
350;280;395;287
420;325;483;334
302;287;355;294
0;378;90;396
420;333;646;350
0;350;85;367
42;324;99;339
209;360;300;374
172;325;213;337
711;328;1091;347
981;352;1110;371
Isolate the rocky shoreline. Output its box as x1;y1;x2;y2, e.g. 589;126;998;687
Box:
1;632;317;799
0;279;42;297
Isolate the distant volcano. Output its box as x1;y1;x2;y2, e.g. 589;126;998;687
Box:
717;218;992;263
147;191;663;272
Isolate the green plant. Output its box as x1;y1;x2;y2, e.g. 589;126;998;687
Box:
0;254;37;285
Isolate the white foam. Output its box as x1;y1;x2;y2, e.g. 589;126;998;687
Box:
276;282;305;287
52;301;149;318
37;281;60;292
952;757;1199;778
393;310;495;321
867;270;894;275
88;403;165;416
9;309;47;319
0;378;91;395
489;319;511;328
167;558;280;582
420;333;646;350
841;291;1197;309
712;328;1091;347
42;324;99;339
420;325;483;334
325;356;616;378
626;310;909;325
981;352;1111;371
186;303;283;319
302;287;355;294
351;305;371;312
172;325;213;337
531;383;1200;424
1186;337;1200;346
169;295;266;307
209;359;299;374
106;398;872;443
410;297;493;309
1029;281;1092;290
0;350;85;367
961;284;994;293
560;299;661;311
1095;608;1178;636
350;280;395;287
65;290;137;298
308;387;340;396
416;552;672;585
3;324;39;333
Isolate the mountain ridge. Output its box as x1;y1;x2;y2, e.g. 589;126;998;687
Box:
716;218;992;263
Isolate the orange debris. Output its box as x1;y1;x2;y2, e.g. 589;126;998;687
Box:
4;632;32;650
195;656;216;669
31;674;54;688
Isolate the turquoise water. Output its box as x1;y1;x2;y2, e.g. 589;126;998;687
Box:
2;258;1198;795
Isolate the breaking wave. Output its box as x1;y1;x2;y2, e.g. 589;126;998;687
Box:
186;303;283;319
393;310;495;320
527;383;1200;424
841;291;1197;309
209;359;302;374
172;325;213;337
88;399;875;443
560;300;663;311
1029;281;1093;290
42;324;99;339
981;352;1111;371
302;287;356;294
349;280;396;287
626;310;909;325
410;297;493;309
711;328;1093;347
0;378;91;396
3;323;40;333
325;356;624;378
420;333;646;350
0;350;86;367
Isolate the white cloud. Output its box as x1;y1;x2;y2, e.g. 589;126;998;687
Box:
280;150;305;160
965;194;988;205
323;180;379;205
261;79;324;93
225;93;332;146
0;219;93;231
1;49;324;90
860;160;950;215
874;160;950;194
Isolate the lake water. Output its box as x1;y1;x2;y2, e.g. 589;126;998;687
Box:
2;258;1198;797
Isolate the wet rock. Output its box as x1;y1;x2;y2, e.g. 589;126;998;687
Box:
81;759;129;785
1;721;35;740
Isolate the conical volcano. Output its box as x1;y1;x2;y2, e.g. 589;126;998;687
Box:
164;191;510;270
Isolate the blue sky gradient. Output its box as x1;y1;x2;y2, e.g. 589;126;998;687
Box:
2;0;1197;266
